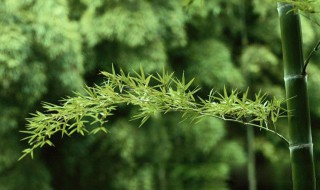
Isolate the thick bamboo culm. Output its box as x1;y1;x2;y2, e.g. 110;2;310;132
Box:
277;2;316;190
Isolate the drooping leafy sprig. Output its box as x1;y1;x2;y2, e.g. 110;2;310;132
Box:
19;66;288;160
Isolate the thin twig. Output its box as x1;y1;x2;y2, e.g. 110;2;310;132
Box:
198;111;289;144
302;40;320;75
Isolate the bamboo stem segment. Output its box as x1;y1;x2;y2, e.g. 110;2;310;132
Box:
247;127;257;190
277;2;316;190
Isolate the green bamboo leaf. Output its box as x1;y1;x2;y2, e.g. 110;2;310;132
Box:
99;126;108;134
112;64;116;75
242;88;249;103
145;75;152;86
185;78;195;90
45;140;54;146
69;128;78;135
223;86;228;99
18;148;34;161
19;130;36;134
139;115;150;127
181;72;185;86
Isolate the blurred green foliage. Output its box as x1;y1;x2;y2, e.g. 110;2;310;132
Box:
186;39;245;89
54;117;245;190
1;0;320;189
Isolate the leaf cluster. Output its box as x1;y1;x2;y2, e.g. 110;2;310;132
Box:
19;67;288;160
278;0;320;13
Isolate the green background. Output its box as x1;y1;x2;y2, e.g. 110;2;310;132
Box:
1;0;320;189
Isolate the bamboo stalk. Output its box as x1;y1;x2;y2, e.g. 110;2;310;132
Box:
277;2;316;190
247;127;257;190
240;0;257;189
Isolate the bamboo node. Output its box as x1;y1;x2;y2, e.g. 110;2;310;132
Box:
284;74;306;81
277;3;292;10
277;3;293;14
289;143;313;151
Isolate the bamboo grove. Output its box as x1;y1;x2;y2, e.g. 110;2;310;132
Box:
8;0;320;189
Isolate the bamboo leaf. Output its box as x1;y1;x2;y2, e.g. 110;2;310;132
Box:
242;88;249;103
185;78;195;90
139;115;150;127
223;86;228;98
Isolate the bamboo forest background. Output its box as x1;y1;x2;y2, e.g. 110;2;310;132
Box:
1;0;320;189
